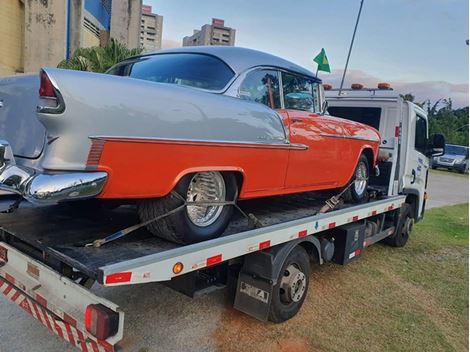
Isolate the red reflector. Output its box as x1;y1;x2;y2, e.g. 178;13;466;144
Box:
395;126;400;138
39;71;56;98
388;205;394;211
354;249;361;256
259;240;271;250
352;215;359;221
298;230;308;238
328;222;336;229
36;294;47;308
0;245;8;265
5;273;15;284
371;210;377;216
85;304;119;340
206;254;222;267
105;272;132;284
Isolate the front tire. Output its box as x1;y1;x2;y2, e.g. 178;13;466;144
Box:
344;154;370;203
137;172;237;244
268;246;310;323
383;204;413;247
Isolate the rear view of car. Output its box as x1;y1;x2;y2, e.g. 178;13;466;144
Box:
432;144;469;173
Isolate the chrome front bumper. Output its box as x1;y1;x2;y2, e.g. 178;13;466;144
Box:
0;140;107;204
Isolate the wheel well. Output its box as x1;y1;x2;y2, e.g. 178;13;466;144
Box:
362;148;374;169
221;171;244;195
405;193;419;220
298;241;320;265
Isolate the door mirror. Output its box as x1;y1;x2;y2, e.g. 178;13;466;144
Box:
427;134;445;157
321;100;329;115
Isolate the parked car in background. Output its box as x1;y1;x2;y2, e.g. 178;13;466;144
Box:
0;46;381;244
431;144;469;173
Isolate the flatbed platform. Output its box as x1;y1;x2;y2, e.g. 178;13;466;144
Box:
0;193;406;285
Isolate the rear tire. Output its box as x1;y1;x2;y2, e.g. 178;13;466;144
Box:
344;154;369;203
137;172;237;244
268;246;310;323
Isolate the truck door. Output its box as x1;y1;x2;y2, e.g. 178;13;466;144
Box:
402;106;429;220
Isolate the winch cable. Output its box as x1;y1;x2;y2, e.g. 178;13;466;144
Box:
85;188;262;248
84;178;365;248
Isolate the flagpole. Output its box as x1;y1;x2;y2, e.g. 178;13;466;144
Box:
316;66;319;78
338;0;365;96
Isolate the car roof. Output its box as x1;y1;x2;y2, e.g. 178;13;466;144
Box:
140;46;318;81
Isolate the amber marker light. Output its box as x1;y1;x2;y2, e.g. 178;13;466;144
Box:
173;262;184;274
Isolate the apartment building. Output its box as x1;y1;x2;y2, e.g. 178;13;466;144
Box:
140;5;163;52
183;19;236;47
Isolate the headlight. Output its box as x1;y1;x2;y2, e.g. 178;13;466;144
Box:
455;159;465;164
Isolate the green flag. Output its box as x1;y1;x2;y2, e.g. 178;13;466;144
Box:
313;48;331;73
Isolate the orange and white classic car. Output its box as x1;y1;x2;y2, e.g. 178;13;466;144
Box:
0;46;380;243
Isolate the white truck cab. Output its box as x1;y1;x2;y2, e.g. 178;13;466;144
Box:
325;85;445;222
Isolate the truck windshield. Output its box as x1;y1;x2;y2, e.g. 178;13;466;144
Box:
445;145;468;156
107;53;235;91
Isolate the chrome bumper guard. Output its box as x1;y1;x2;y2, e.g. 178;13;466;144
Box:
0;140;107;204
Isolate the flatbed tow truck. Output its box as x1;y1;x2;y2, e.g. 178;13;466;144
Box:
0;85;444;351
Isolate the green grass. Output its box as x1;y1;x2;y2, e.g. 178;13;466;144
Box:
215;204;469;352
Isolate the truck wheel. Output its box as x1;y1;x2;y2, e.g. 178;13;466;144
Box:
268;246;310;323
383;204;413;247
344;154;369;203
137;172;237;244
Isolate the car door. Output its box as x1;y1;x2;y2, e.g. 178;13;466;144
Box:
280;72;344;188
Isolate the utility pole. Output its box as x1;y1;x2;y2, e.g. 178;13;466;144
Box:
338;0;365;96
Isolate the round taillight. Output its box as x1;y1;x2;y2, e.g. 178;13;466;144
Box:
377;82;391;90
323;84;332;90
351;83;364;90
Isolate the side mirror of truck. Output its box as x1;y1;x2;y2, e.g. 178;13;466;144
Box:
427;134;445;157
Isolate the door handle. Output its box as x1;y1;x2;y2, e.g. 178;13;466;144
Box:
411;169;416;184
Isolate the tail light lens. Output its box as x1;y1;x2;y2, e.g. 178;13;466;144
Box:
85;304;119;340
39;70;56;99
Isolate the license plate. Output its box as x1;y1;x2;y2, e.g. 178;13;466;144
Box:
0;245;7;266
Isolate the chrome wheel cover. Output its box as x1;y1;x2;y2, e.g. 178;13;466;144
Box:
354;161;368;196
280;264;307;304
186;172;226;227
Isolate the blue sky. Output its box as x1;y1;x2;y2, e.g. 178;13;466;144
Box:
146;0;469;106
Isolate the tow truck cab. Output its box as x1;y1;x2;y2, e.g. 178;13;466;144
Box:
325;84;445;222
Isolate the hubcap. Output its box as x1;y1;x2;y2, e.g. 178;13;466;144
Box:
354;161;368;195
280;264;307;304
186;172;226;227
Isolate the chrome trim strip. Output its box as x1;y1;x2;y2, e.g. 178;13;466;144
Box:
89;136;309;150
319;133;379;143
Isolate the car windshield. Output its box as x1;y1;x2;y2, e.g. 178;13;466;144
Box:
446;145;467;156
107;53;235;91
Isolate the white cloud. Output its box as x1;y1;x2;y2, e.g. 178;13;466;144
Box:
321;69;469;108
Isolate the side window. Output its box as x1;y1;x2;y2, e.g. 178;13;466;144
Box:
282;72;319;112
238;69;281;109
415;114;428;155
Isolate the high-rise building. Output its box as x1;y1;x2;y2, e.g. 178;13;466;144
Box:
0;0;142;76
183;19;236;47
140;5;163;52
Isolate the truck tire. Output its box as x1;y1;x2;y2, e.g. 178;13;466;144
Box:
137;172;237;244
344;154;369;203
268;246;310;323
383;204;413;247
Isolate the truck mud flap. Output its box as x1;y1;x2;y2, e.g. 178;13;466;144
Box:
0;242;124;352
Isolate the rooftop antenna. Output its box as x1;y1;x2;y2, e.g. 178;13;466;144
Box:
338;0;365;96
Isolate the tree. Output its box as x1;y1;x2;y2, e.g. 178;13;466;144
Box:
58;38;142;73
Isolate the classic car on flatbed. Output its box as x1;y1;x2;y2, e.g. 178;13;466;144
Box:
0;46;380;243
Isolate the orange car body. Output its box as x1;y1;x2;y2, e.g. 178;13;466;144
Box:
93;109;380;200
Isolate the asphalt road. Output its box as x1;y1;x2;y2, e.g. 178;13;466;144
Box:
0;170;468;352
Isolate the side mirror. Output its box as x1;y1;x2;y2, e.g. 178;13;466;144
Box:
321;100;329;115
427;133;445;157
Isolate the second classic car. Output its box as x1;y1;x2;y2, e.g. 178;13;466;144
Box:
0;46;380;244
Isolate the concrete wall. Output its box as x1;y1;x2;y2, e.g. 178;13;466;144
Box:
23;0;67;73
0;1;25;75
70;0;85;55
110;0;142;49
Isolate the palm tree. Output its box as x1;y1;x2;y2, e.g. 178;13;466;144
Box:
58;38;143;73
